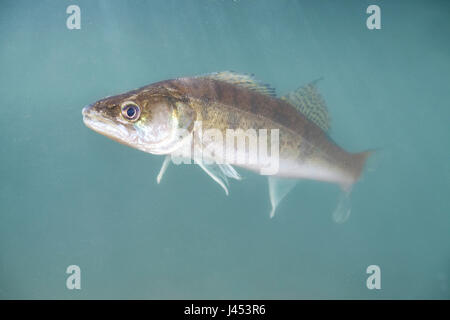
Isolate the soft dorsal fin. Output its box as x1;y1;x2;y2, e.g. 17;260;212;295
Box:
281;79;330;132
201;71;276;97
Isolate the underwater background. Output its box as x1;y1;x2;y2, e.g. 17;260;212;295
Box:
0;0;449;299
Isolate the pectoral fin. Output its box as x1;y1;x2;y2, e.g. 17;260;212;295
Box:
197;162;241;195
268;177;298;218
218;163;242;181
156;155;171;184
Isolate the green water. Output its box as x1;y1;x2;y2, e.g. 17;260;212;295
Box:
0;0;449;299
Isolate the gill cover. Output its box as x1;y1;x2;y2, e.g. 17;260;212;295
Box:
134;88;197;155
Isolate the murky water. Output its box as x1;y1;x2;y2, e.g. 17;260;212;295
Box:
0;0;449;299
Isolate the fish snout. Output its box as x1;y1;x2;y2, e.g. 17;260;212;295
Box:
82;104;93;117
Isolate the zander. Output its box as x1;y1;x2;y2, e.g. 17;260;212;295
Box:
82;72;372;221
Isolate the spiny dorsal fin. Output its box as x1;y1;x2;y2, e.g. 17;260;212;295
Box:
281;79;330;132
201;71;276;97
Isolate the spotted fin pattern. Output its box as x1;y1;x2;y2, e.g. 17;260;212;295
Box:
281;79;330;132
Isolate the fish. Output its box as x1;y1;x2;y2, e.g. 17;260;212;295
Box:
82;71;372;221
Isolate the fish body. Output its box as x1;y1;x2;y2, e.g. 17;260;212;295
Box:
82;72;371;219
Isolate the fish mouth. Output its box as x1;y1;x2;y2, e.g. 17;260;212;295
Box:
82;104;102;133
82;104;92;118
82;103;97;130
82;105;133;144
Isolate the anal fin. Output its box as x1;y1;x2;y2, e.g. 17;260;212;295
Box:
268;176;298;218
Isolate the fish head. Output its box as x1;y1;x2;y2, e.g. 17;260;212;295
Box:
82;86;196;154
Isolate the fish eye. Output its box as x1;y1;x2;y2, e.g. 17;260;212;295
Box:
121;102;141;121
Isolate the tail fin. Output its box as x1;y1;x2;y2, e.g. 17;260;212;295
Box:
350;150;373;183
334;150;373;224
